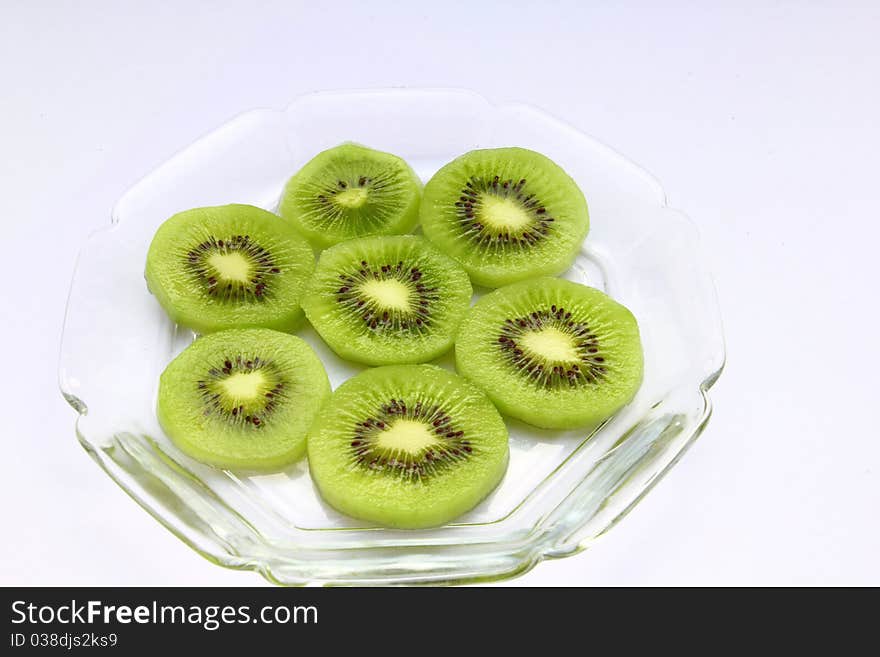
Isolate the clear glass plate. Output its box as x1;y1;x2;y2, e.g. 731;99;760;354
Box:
59;89;725;585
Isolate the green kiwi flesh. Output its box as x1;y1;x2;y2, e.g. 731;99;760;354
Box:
279;143;421;250
420;147;589;287
455;278;643;429
306;365;509;528
157;328;330;470
302;235;472;366
145;204;314;334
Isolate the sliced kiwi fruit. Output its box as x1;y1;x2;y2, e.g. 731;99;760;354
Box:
157;328;330;470
278;143;421;250
302;235;472;366
307;364;509;528
420;147;589;287
145;204;314;334
455;278;643;429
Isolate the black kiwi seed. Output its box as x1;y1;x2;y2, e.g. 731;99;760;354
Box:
196;356;288;428
334;261;439;333
346;398;472;480
496;307;607;387
454;176;555;248
184;234;282;302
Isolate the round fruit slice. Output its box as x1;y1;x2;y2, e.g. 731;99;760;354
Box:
145;204;314;334
302;235;472;366
455;278;643;429
279;143;421;249
420;147;589;287
307;365;509;528
157;328;330;470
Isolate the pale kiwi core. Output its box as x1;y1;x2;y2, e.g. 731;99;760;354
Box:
520;327;580;363
375;419;439;454
219;370;267;400
335;188;369;209
360;278;412;310
207;252;252;283
480;196;533;232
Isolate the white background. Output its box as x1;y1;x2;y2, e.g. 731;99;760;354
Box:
2;1;878;586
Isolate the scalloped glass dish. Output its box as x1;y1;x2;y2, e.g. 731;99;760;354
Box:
59;89;725;585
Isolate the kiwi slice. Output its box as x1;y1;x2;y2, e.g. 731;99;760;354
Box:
145;204;314;333
301;235;472;366
420;147;589;287
307;364;509;528
157;328;330;470
455;278;643;429
278;143;421;250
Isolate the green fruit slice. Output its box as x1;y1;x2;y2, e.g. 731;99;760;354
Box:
145;204;314;334
157;328;330;470
307;365;509;528
420;147;589;287
302;235;472;365
279;143;421;249
455;278;643;429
